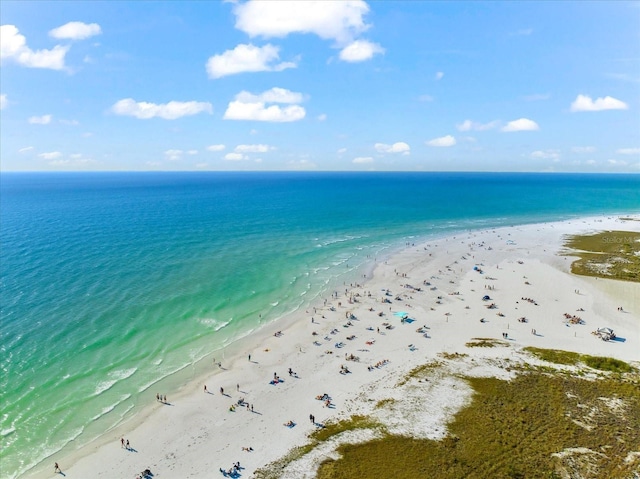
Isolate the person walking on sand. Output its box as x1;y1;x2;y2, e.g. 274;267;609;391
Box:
121;437;125;448
54;462;61;473
204;385;207;393
126;439;130;450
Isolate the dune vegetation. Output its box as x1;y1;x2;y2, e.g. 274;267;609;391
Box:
563;230;640;282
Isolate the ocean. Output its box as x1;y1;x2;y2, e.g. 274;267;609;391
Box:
1;171;639;477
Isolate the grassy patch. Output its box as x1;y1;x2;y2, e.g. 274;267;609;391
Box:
524;347;581;365
375;398;396;409
563;230;640;282
524;347;635;373
582;355;634;373
253;415;383;479
310;415;382;443
316;373;640;479
396;361;441;386
439;352;468;360
465;338;507;348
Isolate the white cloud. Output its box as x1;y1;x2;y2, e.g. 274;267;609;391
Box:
0;93;6;109
1;25;68;70
288;159;317;169
337;148;347;154
49;22;102;40
224;152;249;161
206;43;296;79
187;150;198;155
233;0;371;44
608;159;628;166
435;71;444;80
38;151;62;160
18;146;34;153
374;142;410;154
224;88;306;122
501;118;539;132
48;159;70;166
225;101;305;122
28;114;52;125
165;149;183;161
456;119;499;132
585;159;597;166
617;148;640;155
207;144;226;152
236;87;303;104
570;94;628;112
530;149;560;160
426;135;456;147
571;146;596;153
339;40;384;62
235;144;273;153
111;98;213;120
317;113;327;121
60;119;79;126
353;156;373;163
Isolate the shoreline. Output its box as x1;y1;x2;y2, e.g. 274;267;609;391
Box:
24;214;640;478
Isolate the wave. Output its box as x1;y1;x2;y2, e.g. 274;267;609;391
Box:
137;361;192;393
89;393;132;422
93;368;137;396
198;317;232;331
315;234;367;248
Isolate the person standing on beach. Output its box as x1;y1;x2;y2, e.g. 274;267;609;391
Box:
54;462;61;473
121;437;125;448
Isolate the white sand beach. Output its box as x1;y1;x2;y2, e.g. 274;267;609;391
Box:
35;215;640;478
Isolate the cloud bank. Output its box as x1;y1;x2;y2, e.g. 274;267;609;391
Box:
111;99;213;120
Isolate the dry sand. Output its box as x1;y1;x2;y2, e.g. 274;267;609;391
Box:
35;215;640;478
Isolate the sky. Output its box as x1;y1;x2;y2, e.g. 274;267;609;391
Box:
1;0;639;172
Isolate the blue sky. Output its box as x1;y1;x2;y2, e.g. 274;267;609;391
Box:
1;0;639;172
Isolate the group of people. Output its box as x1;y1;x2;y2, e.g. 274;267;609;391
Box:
219;461;242;477
367;359;390;371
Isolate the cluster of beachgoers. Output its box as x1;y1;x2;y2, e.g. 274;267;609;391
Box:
43;215;639;479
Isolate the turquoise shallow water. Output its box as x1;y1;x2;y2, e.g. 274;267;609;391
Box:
1;171;639;477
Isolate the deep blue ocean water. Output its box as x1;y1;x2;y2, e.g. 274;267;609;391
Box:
1;171;639;477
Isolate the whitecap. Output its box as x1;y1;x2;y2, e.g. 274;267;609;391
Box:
93;368;137;396
198;317;232;331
